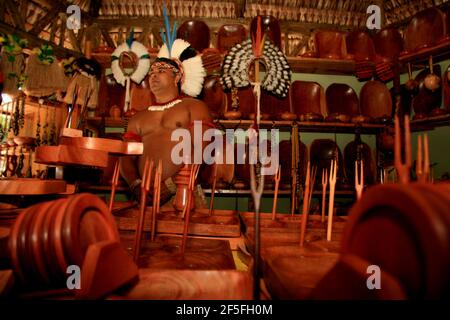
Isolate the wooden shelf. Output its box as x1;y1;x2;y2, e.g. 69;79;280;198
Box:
87;117;386;134
203;189;354;196
410;113;450;131
215;119;386;134
399;40;450;65
92;51;355;75
287;56;355;75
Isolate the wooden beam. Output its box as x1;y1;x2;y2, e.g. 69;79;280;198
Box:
59;14;66;47
49;19;59;43
4;0;26;30
29;6;63;35
67;28;81;52
100;26;116;48
0;20;83;58
19;0;28;21
0;2;5;22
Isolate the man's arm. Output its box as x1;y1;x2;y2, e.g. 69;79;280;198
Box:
188;99;214;164
119;115;141;190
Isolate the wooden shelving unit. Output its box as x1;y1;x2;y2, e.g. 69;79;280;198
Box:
92;51;355;75
399;40;450;66
287;56;355;75
410;113;450;131
203;188;354;196
215;119;386;134
86;116;387;134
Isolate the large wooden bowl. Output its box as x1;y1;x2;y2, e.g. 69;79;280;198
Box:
342;183;450;298
310;139;345;186
373;28;403;63
360;80;392;123
325;83;359;122
177;20;210;53
403;7;446;53
217;24;247;54
315;31;346;60
345;31;376;61
201;75;227;120
291;81;326;121
343;139;374;186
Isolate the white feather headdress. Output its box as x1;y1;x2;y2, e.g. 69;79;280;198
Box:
157;39;206;97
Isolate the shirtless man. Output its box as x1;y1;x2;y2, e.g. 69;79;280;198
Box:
120;50;212;203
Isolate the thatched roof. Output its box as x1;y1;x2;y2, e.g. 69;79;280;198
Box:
0;0;448;58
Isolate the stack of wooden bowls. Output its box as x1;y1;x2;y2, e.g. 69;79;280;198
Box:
7;193;117;289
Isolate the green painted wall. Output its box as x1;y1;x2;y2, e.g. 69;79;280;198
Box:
208;59;450;213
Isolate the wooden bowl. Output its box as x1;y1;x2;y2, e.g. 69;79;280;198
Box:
315;31;346;60
9;208;29;284
13;136;36;147
29;201;55;285
404;7;446;53
217;24;247;54
360;80;392;122
373;28;403;63
46;199;70;281
62;193;115;266
345;31;376;61
177;20;210;53
42;199;67;284
325;83;359;121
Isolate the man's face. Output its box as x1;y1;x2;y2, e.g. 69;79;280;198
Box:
149;62;180;94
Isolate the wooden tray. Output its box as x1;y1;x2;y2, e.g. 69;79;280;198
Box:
59;137;143;155
120;233;236;270
240;212;347;249
262;245;339;299
35;145;109;168
108;268;252;300
114;206;241;238
0;178;67;195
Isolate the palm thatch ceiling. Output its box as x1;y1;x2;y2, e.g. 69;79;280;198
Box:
0;0;448;58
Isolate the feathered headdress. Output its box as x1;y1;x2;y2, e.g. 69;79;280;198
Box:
111;29;150;112
155;4;206;97
220;16;291;99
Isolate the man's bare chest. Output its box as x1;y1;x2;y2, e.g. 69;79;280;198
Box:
136;106;191;136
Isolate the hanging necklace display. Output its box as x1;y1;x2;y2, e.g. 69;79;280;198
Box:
5;102;12;134
25;145;33;178
18;94;25;129
49;105;57;146
1;144;8;177
15;146;24;177
35;100;42;146
8;142;17;177
12;96;20;136
42;104;49;145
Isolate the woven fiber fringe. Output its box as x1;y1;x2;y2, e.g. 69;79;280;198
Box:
23;54;69;97
63;73;99;108
0;52;25;98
